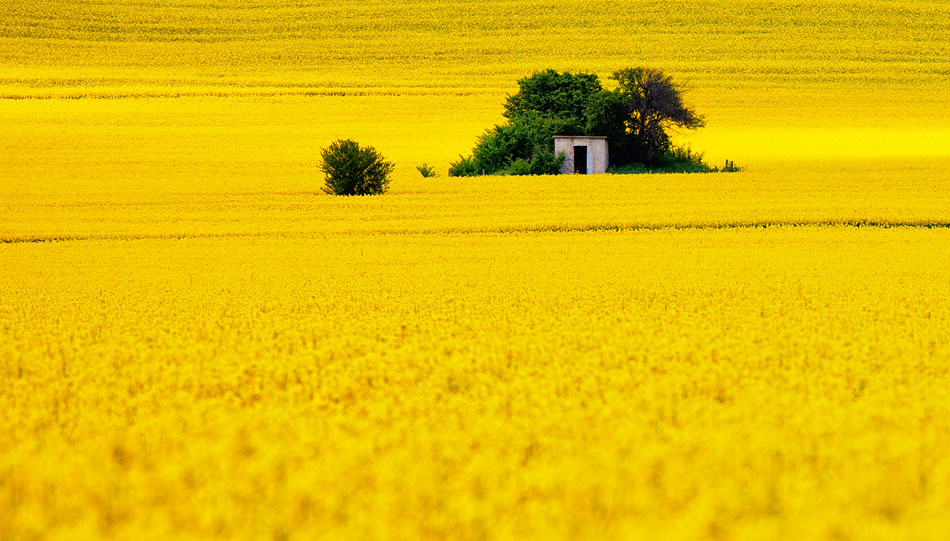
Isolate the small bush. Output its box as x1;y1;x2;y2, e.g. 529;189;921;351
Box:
527;150;565;175
449;155;480;177
606;148;744;174
719;159;742;172
320;139;394;196
503;158;533;176
671;144;704;164
469;112;574;176
416;163;438;178
607;145;717;174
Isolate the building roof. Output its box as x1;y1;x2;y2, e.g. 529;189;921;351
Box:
552;135;608;139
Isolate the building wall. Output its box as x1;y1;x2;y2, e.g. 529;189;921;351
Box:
554;137;609;175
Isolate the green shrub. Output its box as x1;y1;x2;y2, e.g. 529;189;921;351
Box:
585;89;632;162
320;139;394;195
416;163;438;178
671;144;704;164
494;151;564;176
527;149;565;175
455;68;711;173
719;159;742;172
472;114;549;174
504;70;603;123
471;128;515;174
448;155;480;177
503;158;533;176
470;112;570;175
607;145;717;174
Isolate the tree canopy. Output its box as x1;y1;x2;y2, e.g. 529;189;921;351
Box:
320;139;394;195
611;67;706;163
450;68;706;176
503;69;603;134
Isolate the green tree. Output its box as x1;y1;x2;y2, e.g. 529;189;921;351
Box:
454;67;708;174
455;71;598;176
503;69;603;134
320;139;394;195
610;68;706;163
584;89;634;164
471;112;566;174
448;155;479;177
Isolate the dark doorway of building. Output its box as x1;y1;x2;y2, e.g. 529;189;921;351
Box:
573;145;588;174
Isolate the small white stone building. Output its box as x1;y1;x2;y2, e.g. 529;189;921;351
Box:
553;136;608;175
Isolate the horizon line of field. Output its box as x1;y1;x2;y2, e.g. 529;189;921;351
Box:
4;219;950;244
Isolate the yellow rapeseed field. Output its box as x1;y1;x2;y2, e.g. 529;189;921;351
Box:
2;1;950;539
